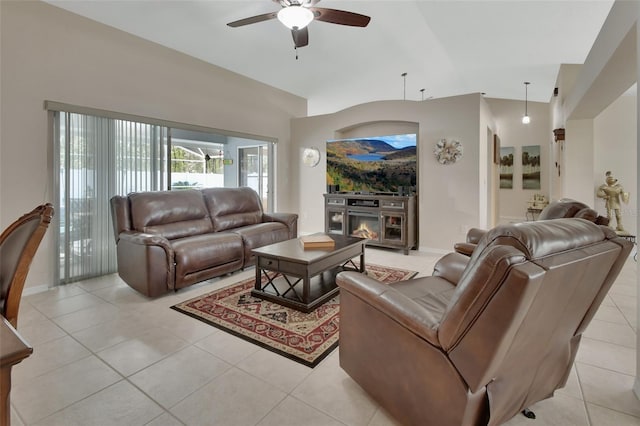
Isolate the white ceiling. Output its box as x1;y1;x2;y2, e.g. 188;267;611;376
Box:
45;0;614;115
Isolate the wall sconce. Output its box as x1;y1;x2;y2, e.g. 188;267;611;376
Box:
553;128;565;142
522;82;531;124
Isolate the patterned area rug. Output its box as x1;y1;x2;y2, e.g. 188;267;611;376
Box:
171;264;417;367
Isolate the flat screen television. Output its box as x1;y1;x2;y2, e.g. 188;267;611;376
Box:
326;133;417;194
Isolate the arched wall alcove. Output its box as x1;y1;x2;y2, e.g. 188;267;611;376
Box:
291;95;485;253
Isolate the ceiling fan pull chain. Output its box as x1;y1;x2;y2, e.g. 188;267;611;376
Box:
295;45;298;60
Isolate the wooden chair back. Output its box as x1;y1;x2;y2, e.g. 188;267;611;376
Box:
0;204;54;327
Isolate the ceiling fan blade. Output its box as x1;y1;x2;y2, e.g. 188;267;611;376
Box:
310;8;371;27
227;11;278;28
292;27;309;48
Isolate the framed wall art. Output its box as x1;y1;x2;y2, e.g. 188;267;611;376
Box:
499;146;514;189
522;145;541;189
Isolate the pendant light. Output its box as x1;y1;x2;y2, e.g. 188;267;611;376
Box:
522;82;531;124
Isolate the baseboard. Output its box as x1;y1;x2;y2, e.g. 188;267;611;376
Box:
417;246;449;256
22;284;52;296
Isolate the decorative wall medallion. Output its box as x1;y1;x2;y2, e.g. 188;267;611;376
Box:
302;147;321;167
434;139;463;165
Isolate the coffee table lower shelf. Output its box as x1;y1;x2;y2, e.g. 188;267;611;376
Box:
251;266;352;313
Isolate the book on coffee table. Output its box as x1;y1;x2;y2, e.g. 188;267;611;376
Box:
299;234;335;249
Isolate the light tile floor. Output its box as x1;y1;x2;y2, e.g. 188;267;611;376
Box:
8;248;640;425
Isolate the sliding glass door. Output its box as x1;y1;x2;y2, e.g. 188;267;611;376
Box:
239;145;271;211
53;107;276;285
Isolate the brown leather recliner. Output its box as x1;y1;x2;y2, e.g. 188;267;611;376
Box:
454;198;609;256
337;218;631;426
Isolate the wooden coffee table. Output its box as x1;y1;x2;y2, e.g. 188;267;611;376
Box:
251;234;365;312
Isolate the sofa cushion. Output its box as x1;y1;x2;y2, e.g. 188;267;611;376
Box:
202;187;263;232
171;232;244;286
232;222;291;265
129;190;213;239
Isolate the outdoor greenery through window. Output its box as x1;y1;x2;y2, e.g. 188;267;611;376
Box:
170;140;225;190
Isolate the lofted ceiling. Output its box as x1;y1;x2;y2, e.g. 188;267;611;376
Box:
44;0;614;116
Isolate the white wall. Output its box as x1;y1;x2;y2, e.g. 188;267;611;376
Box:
480;97;497;228
564;119;596;204
550;64;583;201
564;1;637;120
594;92;637;235
0;1;306;291
291;94;484;252
485;98;552;222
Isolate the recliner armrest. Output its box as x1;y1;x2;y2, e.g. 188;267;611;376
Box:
432;252;469;285
453;242;476;257
115;231;176;296
118;231;174;253
337;271;442;347
262;212;298;238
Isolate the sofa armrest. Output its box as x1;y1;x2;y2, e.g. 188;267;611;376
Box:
432;252;469;285
453;242;476;257
118;231;173;250
466;228;487;244
337;271;442;348
115;231;175;297
263;213;298;238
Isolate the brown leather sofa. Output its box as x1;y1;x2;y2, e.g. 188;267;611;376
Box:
454;198;608;256
110;187;297;297
337;218;631;426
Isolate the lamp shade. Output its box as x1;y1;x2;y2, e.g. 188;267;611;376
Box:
277;6;314;30
522;115;530;124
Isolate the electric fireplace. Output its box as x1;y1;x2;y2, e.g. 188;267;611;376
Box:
324;193;417;255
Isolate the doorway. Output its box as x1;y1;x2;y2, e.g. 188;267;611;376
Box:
238;144;272;211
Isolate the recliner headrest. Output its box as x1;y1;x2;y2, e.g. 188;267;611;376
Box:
475;218;608;260
538;198;590;220
573;207;598;222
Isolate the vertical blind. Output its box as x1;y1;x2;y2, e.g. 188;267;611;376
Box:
56;111;167;283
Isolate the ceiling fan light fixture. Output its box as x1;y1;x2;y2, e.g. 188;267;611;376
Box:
277;6;314;30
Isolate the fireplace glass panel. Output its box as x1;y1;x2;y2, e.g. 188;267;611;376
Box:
348;211;380;240
327;208;345;234
382;213;404;243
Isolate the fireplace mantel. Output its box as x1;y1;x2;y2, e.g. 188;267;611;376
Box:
323;193;416;255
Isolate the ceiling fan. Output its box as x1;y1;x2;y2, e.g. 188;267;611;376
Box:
227;0;371;49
